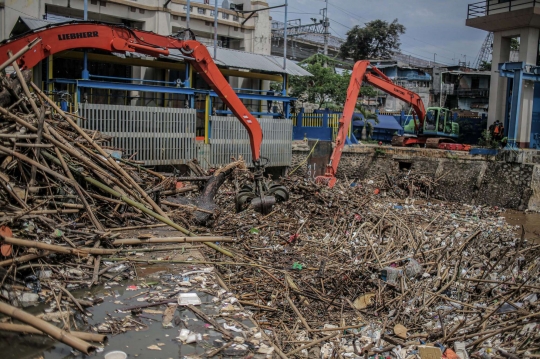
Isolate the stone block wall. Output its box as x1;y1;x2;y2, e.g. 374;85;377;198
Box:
291;147;538;211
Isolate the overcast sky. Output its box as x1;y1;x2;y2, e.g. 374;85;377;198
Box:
267;0;488;66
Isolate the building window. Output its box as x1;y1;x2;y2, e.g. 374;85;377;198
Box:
91;0;98;5
241;28;245;33
233;15;239;21
221;12;229;20
139;8;145;14
130;7;136;12
197;8;205;15
181;16;186;21
205;21;212;26
210;10;215;16
183;5;193;12
173;15;178;20
234;27;238;31
100;0;106;6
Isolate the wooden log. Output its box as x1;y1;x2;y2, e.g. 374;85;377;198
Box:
0;301;95;354
0;323;108;343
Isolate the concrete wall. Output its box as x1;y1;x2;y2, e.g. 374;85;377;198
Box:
291;145;538;211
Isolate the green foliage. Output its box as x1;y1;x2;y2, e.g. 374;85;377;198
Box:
478;130;500;149
511;38;520;51
269;82;283;92
479;61;491;71
360;85;378;98
289;54;351;108
340;19;406;61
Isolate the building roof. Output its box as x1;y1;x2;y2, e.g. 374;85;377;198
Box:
169;47;312;76
352;114;403;131
10;16;56;37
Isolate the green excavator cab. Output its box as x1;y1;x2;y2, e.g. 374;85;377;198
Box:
403;107;459;138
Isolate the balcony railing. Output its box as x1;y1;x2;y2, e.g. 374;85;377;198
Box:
456;88;490;97
468;0;539;19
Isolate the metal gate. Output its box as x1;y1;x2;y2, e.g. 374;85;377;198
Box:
79;104;197;166
209;116;292;167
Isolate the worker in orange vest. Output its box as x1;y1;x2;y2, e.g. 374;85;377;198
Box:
493;120;503;140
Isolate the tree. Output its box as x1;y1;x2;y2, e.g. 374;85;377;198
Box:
360;85;378;98
511;38;520;51
479;61;491;71
353;106;379;140
340;19;406;61
289;54;350;108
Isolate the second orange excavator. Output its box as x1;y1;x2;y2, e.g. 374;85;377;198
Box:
316;60;460;188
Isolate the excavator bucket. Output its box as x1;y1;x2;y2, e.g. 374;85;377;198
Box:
250;196;276;215
235;180;289;214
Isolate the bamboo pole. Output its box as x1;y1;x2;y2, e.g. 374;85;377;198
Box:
0;252;49;267
8;50;41;116
286;332;339;356
0;323;107;343
0;107;133;199
41;152;234;258
112;236;233;245
0;301;96;354
45;126;104;231
31;82;169;218
0;37;41;72
0;236;119;256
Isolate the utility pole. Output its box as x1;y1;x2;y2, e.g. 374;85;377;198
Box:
186;0;190;29
214;0;218;59
433;53;437;67
323;0;329;55
82;0;89;79
283;0;288;69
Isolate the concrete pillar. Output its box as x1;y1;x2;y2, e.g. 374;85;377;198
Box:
517;27;539;147
487;32;511;127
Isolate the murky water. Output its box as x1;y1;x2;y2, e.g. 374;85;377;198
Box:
502;210;540;242
0;271;252;359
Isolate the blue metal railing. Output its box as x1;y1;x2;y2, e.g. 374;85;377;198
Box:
468;0;538;19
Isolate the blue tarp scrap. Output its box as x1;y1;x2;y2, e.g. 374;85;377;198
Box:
351;113;403;131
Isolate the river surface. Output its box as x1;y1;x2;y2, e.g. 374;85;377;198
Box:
1;211;539;358
502;210;540;243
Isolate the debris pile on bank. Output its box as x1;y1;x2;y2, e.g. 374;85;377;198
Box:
0;70;236;354
200;177;540;358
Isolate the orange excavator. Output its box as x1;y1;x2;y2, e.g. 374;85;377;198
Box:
0;21;288;213
316;60;459;188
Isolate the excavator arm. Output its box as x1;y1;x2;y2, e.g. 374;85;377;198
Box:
316;60;427;188
0;21;288;213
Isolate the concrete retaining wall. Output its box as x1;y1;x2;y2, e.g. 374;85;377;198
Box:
291;144;539;211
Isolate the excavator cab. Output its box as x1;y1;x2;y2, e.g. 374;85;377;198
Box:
403;107;459;138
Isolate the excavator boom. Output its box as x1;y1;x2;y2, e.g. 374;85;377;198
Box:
0;21;288;213
316;60;428;188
